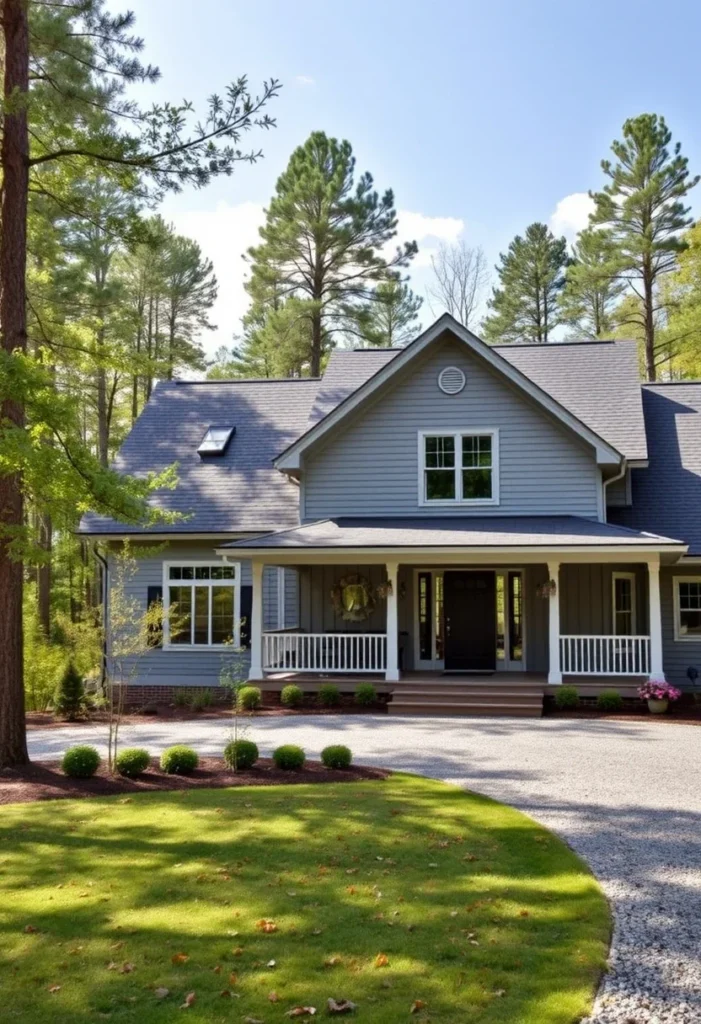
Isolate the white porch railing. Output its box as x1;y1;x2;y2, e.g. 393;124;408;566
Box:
263;632;387;674
560;635;650;676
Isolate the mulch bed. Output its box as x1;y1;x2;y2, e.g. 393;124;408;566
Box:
546;708;701;725
0;757;389;806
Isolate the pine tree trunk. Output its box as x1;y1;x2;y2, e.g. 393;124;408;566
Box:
311;309;322;376
37;512;52;636
643;265;656;381
0;0;30;768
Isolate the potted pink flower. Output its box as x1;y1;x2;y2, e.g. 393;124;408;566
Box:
638;679;682;714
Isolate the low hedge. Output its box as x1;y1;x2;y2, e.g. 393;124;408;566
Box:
597;689;623;712
272;744;306;770
115;747;151;777
61;745;100;778
554;685;579;710
321;744;352;769
318;683;341;707
236;685;262;711
224;739;259;771
281;684;304;708
160;745;199;775
355;683;377;706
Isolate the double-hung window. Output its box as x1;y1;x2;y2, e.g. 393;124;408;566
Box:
420;430;498;505
612;573;636;636
164;562;241;647
674;578;701;641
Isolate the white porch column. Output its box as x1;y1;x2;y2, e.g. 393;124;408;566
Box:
248;559;265;681
648;557;664;678
385;561;400;682
547;560;562;684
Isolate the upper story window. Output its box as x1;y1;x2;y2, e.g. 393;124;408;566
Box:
163;562;240;647
420;430;499;505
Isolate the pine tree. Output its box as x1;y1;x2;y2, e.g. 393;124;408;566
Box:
352;279;423;347
54;660;85;721
482;223;569;343
560;228;625;338
247;131;417;375
590;113;699;380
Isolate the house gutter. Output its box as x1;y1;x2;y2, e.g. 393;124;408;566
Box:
92;543;109;692
602;458;627;523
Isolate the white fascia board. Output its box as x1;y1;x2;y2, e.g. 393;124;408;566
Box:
217;543;687;561
274;314;623;470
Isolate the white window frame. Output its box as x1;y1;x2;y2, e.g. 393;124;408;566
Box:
418;429;500;507
162;560;241;649
612;572;637;636
673;575;701;642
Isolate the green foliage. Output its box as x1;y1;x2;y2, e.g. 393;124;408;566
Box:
281;684;304;708
272;744;306;770
115;747;151;777
173;688;189;708
224;739;259;771
188;688;212;711
321;744;353;769
160;745;199;775
53;660;86;721
318;683;341;707
351;279;423;347
354;683;377;707
61;745;100;778
483;223;569;344
560;229;625;338
663;220;701;376
596;689;624;712
554;686;580;710
237;685;262;711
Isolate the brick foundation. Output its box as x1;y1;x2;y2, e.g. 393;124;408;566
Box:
114;685;233;708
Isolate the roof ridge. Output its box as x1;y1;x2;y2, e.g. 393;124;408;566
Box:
173;377;321;386
494;339;631;349
643;380;701;387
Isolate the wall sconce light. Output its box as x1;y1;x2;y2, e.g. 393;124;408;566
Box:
536;579;557;599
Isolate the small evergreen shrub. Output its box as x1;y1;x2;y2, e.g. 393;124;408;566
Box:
318;683;341;707
61;745;100;778
597;689;623;712
237;685;262;711
355;683;377;707
160;745;199;774
281;684;304;708
172;688;189;708
224;739;259;771
54;660;86;721
272;744;306;770
115;747;151;778
554;685;580;710
321;744;352;769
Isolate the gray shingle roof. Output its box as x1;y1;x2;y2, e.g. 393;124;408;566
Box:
307;348;399;425
609;384;701;554
79;378;320;535
223;515;682;551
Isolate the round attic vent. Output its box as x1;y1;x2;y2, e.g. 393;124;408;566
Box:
438;366;466;395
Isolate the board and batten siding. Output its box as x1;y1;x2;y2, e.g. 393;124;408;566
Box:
301;334;602;521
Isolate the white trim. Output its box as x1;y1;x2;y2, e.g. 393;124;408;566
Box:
547;560;562;684
417;429;500;507
612;571;637;635
385;561;400;682
219;545;686;563
648;558;664;677
274;314;623;470
672;574;701;642
162;559;241;650
249;560;264;680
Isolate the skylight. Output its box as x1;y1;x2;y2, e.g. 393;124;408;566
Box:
198;425;235;456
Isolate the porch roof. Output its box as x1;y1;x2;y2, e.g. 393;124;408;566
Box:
220;515;685;557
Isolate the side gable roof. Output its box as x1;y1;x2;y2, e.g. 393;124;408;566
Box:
275;314;623;471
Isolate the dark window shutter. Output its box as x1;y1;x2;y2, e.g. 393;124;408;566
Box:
239;585;253;648
147;585;163;648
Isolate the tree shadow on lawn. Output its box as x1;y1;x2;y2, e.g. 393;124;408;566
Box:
0;777;609;1024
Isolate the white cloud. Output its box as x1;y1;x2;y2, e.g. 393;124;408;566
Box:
549;192;595;241
294;74;315;86
165;200;265;354
394;209;465;268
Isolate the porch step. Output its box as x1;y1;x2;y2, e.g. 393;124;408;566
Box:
388;680;543;718
389;700;542;718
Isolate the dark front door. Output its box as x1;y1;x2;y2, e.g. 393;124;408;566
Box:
444;571;497;671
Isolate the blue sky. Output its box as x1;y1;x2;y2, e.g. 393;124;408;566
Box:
123;0;701;353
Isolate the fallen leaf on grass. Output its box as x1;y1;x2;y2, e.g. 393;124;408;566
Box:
267;959;276;968
286;1008;316;1018
180;991;196;1009
410;1000;426;1013
324;955;343;967
374;954;389;968
327;998;357;1014
244;1018;264;1024
257;919;278;933
232;946;244;956
229;972;238;987
48;984;61;994
493;989;506;997
212;964;222;974
23;924;38;934
154;987;169;999
269;991;279;1002
171;953;189;964
119;962;135;974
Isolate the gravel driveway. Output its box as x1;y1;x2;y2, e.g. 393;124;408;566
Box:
28;715;701;1024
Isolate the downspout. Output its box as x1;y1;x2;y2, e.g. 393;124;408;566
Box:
602;458;627;523
92;543;109;694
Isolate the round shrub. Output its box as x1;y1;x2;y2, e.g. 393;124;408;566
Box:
115;747;151;778
160;745;199;775
554;685;580;710
318;683;341;707
61;745;100;779
355;683;377;707
597;689;623;712
236;685;262;711
281;684;304;708
321;744;352;769
272;744;306;770
224;739;259;771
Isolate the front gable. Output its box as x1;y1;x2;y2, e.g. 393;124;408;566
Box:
300;332;606;522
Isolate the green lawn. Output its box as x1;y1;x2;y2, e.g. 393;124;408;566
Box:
0;775;609;1023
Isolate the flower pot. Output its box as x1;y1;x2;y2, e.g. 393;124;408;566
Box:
647;698;669;714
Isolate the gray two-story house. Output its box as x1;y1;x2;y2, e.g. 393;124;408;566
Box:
80;314;701;716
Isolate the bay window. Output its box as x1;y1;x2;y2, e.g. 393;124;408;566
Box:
164;562;241;647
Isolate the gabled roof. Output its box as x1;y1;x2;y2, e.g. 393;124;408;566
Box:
609;383;701;555
78;377;319;535
275;315;624;472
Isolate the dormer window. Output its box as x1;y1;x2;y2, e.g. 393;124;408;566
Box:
198;425;235;456
419;430;499;505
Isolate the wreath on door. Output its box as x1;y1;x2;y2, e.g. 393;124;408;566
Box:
331;574;376;622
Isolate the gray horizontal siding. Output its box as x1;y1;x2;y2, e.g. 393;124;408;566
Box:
302;334;601;520
661;566;701;688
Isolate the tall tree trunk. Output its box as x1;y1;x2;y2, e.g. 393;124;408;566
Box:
0;0;30;768
37;512;52;636
131;322;142;423
96;324;109;465
643;263;656;381
310;309;322;376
